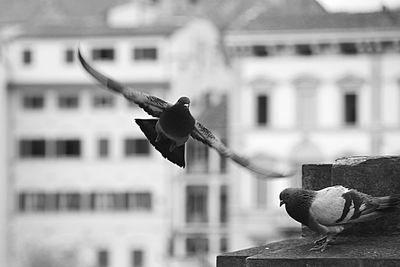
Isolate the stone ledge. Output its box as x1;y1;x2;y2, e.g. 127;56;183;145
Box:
217;156;400;267
217;236;400;267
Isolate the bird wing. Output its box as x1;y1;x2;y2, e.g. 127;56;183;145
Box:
310;186;388;226
190;121;294;178
78;47;171;117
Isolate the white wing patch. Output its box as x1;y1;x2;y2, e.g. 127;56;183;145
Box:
310;186;351;226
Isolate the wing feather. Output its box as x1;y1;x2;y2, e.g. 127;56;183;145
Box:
190;121;294;178
311;187;390;226
78;47;171;117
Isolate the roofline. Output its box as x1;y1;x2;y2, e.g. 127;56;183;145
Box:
8;82;170;91
225;27;400;42
12;23;181;39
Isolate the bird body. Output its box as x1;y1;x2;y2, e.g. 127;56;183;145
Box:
280;185;400;251
157;97;195;143
78;47;294;178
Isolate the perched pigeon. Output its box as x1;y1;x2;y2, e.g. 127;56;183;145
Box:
78;48;293;178
279;185;400;251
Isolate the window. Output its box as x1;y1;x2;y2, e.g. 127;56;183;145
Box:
186;140;209;173
220;185;228;223
90;193;110;211
133;47;158;61
131;250;144;267
92;48;115;61
381;41;395;53
252;45;268;57
128;192;152;211
256;94;269;126
22;49;32;65
18;193;27;212
93;95;114;108
125;139;150;156
32;193;46;211
295;44;313;56
186;186;208;223
97;250;109;267
344;93;357;125
23;95;44;109
98;138;109;158
220;237;228;252
65;49;74;63
58;95;78;109
19;139;46;158
65;193;81;210
111;193;127;210
185;236;209;256
17;192;154;213
339;43;358;55
55;139;81;157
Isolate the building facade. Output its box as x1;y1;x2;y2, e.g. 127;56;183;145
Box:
225;8;400;250
4;15;231;267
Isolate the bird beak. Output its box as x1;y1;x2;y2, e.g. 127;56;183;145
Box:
279;200;284;207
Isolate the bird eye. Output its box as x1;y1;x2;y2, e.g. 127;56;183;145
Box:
184;103;190;108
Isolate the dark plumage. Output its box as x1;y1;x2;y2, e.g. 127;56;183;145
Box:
280;186;400;251
78;47;295;178
135;119;186;167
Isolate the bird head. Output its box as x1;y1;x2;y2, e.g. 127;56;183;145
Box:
177;96;191;108
279;188;293;207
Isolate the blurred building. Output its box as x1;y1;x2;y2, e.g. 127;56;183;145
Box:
0;0;400;267
2;1;232;267
224;1;400;250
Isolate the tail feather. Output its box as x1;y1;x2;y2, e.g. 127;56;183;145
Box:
135;119;185;168
376;194;400;210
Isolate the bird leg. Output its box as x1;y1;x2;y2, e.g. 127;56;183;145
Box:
169;143;176;152
313;235;327;246
155;133;163;143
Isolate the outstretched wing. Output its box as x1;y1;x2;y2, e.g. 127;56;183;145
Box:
78;47;171;117
190;121;294;178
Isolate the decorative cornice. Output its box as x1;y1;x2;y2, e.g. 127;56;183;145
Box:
292;74;320;90
336;74;365;90
249;76;277;90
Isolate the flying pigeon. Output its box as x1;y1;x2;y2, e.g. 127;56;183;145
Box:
279;185;400;251
77;48;293;178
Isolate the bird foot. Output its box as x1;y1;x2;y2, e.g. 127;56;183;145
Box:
313;236;327;246
310;240;330;252
310;235;337;252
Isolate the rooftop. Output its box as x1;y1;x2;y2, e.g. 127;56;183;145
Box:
228;10;400;32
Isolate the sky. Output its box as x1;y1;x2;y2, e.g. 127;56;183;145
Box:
317;0;400;12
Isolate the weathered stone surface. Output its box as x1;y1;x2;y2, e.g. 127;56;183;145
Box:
302;164;332;190
218;236;400;267
216;246;269;267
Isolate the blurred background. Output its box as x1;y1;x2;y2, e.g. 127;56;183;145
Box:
0;0;400;266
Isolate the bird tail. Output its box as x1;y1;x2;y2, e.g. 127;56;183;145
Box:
135;119;185;168
376;194;400;211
